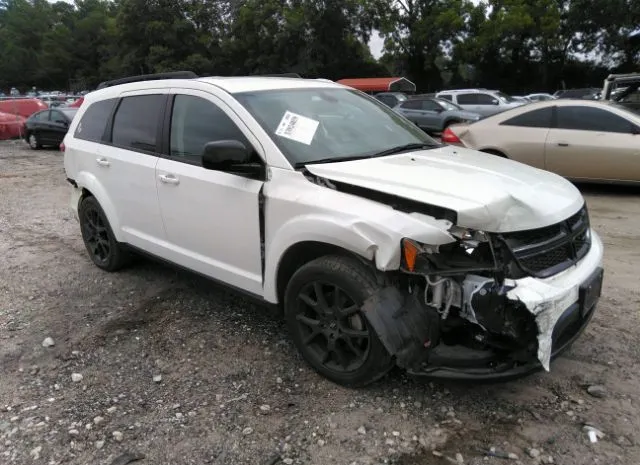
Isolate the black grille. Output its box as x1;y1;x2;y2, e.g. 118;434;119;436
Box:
498;206;592;278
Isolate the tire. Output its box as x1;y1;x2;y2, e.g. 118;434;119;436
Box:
284;255;394;387
27;133;41;150
78;196;130;272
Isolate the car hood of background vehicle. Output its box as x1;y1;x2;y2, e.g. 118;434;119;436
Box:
305;146;584;233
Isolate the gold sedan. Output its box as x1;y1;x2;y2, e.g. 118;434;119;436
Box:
442;99;640;184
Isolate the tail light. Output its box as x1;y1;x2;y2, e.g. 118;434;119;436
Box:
441;127;462;145
60;142;65;152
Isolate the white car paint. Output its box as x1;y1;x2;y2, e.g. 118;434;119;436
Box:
64;76;603;372
305;146;583;233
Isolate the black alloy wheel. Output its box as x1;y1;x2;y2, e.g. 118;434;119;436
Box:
78;196;130;271
295;281;370;372
285;255;394;387
82;204;111;265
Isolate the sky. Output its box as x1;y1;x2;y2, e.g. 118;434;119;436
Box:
369;33;385;59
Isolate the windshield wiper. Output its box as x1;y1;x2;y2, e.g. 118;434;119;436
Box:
369;142;439;157
295;153;379;168
295;142;439;168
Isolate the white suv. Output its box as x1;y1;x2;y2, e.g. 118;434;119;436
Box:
63;72;604;386
436;89;525;117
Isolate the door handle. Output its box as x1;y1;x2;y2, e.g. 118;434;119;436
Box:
159;174;180;185
96;158;110;167
557;142;569;147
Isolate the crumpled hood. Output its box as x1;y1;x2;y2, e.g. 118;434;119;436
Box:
305;146;584;232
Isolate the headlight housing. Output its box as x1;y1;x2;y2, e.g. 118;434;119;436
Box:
401;226;496;275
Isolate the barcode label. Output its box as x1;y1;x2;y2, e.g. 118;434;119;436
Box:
275;111;319;145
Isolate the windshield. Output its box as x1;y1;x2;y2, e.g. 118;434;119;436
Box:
235;88;437;166
494;91;517;103
434;98;462;111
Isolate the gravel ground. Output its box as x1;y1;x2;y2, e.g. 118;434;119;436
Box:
1;141;639;465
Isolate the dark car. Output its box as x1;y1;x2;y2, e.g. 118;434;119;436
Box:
393;97;482;133
23;108;77;149
554;88;601;100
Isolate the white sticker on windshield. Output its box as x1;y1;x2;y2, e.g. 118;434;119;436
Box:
275;111;319;145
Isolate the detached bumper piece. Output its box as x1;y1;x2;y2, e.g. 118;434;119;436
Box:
361;268;602;381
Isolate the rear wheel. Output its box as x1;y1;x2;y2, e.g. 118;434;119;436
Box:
78;196;130;271
284;255;394;387
27;133;41;150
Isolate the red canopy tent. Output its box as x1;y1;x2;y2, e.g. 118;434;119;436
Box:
336;77;416;93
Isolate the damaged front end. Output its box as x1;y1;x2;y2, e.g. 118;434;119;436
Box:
362;207;603;380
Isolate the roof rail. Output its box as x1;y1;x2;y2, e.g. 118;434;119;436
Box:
96;71;198;90
257;73;302;78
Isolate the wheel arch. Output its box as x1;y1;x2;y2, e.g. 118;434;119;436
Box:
273;241;376;309
75;172;123;241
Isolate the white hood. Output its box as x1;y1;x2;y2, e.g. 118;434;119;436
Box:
305;146;584;233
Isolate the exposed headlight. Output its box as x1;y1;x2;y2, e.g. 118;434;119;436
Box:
401;226;495;275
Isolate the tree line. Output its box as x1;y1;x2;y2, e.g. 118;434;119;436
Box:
0;0;638;94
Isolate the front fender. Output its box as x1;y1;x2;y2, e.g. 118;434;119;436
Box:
74;171;123;241
262;212;454;303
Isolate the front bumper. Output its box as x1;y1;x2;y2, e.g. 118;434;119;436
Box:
408;229;604;381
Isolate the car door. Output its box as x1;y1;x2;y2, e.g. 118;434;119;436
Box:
48;110;70;145
495;106;554;168
545;105;640;181
396;99;424;127
419;99;445;130
96;92;167;250
474;93;503;116
455;93;481;114
155;90;264;295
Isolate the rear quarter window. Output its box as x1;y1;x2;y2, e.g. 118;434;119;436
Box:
501;107;553;128
74;98;117;142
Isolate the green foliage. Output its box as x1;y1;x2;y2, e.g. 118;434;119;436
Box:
0;0;637;92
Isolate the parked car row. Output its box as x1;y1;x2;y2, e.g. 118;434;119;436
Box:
0;94;84;141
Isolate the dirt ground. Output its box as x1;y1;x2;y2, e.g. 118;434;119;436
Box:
1;141;639;465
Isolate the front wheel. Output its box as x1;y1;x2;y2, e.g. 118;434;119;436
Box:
284;255;394;387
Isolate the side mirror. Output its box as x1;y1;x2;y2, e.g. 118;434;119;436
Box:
56;119;68;126
491;99;500;105
202;140;250;170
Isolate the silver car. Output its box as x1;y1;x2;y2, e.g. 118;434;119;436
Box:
393;97;481;133
435;89;525;117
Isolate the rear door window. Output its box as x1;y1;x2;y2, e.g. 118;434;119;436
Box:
501;107;554;128
111;95;164;152
556;106;633;133
32;111;50;122
74;98;117;142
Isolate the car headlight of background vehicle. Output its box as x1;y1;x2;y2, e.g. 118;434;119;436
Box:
401;226;496;275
